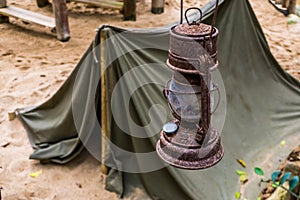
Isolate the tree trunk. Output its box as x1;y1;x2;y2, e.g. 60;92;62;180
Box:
287;0;297;14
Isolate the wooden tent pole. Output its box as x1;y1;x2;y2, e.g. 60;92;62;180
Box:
100;29;109;175
52;0;70;41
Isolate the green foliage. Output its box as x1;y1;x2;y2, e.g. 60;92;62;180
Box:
254;167;264;176
255;167;300;199
236;170;246;176
271;181;280;188
235;191;241;199
289;176;299;191
271;170;281;183
240;174;248;183
280;172;291;185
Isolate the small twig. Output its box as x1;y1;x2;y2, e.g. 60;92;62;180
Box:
259;178;270;187
260;179;270;183
272;183;300;199
260;179;300;199
280;185;300;199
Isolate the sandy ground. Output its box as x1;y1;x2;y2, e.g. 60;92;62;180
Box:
250;0;300;80
0;0;299;199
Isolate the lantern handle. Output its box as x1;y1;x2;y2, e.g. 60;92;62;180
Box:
210;0;220;40
184;7;203;25
210;83;221;114
180;0;183;24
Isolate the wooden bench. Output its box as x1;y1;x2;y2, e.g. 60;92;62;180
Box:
0;0;165;41
0;0;70;41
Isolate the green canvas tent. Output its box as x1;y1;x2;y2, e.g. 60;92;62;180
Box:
17;0;300;199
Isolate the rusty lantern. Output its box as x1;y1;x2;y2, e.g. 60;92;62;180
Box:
156;6;224;169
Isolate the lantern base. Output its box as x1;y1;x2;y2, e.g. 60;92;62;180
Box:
156;125;224;170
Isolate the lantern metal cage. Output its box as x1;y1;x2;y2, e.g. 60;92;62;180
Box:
156;0;224;170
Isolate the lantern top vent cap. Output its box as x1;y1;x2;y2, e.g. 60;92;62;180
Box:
173;23;212;36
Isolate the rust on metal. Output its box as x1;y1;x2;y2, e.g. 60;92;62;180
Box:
156;6;224;170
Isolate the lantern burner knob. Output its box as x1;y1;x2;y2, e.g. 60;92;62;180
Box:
162;122;179;136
